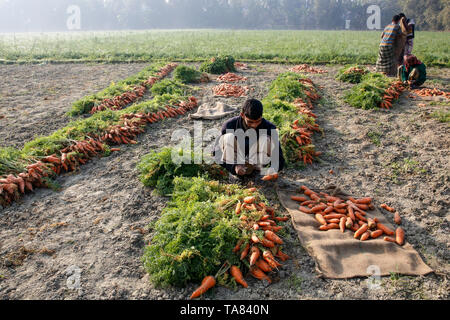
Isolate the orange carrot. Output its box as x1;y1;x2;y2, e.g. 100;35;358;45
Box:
299;206;312;214
311;204;327;213
230;266;248;288
383;236;396;243
249;246;260;266
395;227;405;246
315;213;327;226
261;238;275;248
377;222;395;236
370;230;383;239
232;239;244;253
264;230;283;244
240;242;250;260
319;223;339;231
323;206;335;214
251;233;260;244
324;213;346;220
347;206;356;221
274;216;289;222
244;196;255;204
356;197;372;204
235;202;242;215
250;266;272;283
345;217;353;229
261;175;273;181
354;224;369;239
380;203;396;212
367;218;377;229
360;231;370;241
190;276;216;299
394;212;402;225
291;195;308;202
327;218;341;224
255;259;273;273
354;211;367;222
339;217;346;233
275;248;290;261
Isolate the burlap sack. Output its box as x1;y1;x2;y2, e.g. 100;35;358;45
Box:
277;182;433;279
188;101;237;120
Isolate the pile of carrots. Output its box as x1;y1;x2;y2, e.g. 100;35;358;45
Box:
379;81;406;109
234;62;249;70
0;97;198;208
291;186;405;245
343;66;367;75
190;189;290;299
289;64;328;74
217;72;248;82
90;63;178;114
212;83;250;97
412;88;450;99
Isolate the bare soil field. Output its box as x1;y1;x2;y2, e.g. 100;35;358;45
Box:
0;62;448;300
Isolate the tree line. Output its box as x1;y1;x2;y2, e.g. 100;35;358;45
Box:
0;0;448;32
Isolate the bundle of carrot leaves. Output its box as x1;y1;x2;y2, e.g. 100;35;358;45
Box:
335;65;369;84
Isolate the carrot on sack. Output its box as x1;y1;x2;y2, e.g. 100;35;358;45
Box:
377;222;395;236
324;213;346;220
345;217;353;229
299;206;312;214
395;227;405;246
190;276;216;299
291;196;308;202
230;266;248;288
339;217;346;233
367;218;377;229
319;223;339;231
354;224;369;239
360;231;371;241
274;216;289;222
312;204;327;213
383;236;396;243
370;229;383;239
315;214;327;226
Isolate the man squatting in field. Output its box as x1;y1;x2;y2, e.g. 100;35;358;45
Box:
214;98;285;177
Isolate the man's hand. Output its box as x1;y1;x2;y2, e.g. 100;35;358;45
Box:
235;165;247;176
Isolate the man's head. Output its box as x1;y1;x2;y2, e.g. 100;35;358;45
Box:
398;13;406;19
392;15;401;23
241;98;263;129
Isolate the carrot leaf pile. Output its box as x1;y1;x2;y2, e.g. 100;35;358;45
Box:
344;73;394;109
335;65;369;84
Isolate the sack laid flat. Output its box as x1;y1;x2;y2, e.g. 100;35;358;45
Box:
277;183;434;279
188;101;237;120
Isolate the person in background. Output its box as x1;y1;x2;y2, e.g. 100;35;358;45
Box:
376;15;402;76
398;55;427;89
399;13;416;58
393;16;409;69
214;98;285;177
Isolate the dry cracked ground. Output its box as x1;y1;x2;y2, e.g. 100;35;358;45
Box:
0;62;448;300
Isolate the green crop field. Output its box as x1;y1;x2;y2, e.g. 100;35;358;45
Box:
0;29;448;66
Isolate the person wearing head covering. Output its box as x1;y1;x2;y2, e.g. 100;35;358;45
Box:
376;15;403;76
399;13;416;57
397;55;427;89
393;16;409;68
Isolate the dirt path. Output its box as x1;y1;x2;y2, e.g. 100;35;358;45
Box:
0;63;147;149
0;63;448;300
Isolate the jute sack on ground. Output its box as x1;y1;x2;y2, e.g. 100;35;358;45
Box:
276;182;433;279
188;101;237;120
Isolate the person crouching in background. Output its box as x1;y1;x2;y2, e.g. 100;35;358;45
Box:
398;55;427;89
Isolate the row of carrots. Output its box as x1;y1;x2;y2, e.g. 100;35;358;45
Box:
287;78;322;165
90;63;178;114
217;72;248;83
0;97;199;208
234;62;249;70
291;186;405;245
190;189;290;299
379;81;406;110
289;64;328;75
